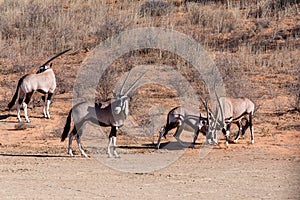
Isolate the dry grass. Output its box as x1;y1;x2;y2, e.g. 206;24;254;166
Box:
0;0;299;116
139;0;173;17
0;0;127;68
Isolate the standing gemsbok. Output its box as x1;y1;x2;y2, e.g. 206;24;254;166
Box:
8;49;71;122
61;70;147;158
213;96;255;146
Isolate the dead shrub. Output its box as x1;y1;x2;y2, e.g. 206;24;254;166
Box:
95;15;125;43
249;0;299;18
255;19;270;31
0;0;126;65
189;5;236;33
139;0;173;17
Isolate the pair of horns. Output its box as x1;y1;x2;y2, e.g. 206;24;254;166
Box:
119;70;148;96
199;92;224;136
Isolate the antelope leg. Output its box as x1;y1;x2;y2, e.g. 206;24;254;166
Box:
156;127;164;149
42;95;47;118
112;136;120;158
23;102;30;123
192;130;199;148
234;122;242;144
107;137;113;158
250;113;254;144
45;93;53;119
23;92;33;123
17;103;22;122
76;134;88;158
68;131;75;157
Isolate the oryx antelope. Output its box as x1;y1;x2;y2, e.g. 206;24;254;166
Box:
213;96;255;146
61;70;147;158
156;106;210;149
8;49;71;122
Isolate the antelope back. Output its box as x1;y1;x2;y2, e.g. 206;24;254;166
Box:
221;97;254;120
20;68;56;94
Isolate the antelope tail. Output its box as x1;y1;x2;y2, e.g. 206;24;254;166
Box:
8;75;27;110
61;108;72;142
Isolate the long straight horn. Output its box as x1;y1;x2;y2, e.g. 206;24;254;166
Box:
211;103;219;135
210;92;224;141
215;92;224;124
123;71;148;96
120;70;132;95
199;96;209;127
40;48;72;68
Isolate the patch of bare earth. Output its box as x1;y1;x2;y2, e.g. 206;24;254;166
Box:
0;93;299;199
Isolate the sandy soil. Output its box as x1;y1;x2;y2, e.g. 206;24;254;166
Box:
0;93;299;199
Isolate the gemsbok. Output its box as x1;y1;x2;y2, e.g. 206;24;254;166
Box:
213;96;255;146
8;49;71;122
61;70;147;158
156;106;210;149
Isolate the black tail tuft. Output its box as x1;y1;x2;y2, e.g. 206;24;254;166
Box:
61;109;72;142
8;75;27;110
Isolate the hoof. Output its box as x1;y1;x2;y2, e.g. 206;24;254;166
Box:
68;150;74;157
206;139;213;145
113;151;120;158
82;153;89;158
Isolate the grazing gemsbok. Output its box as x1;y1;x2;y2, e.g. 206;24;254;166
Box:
8;49;71;122
61;70;147;158
156;106;210;149
213;96;255;146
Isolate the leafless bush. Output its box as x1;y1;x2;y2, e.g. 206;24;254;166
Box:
139;0;173;17
95;15;126;44
188;5;236;33
184;0;226;5
189;6;210;26
0;0;127;66
290;67;300;112
249;0;299;18
255;19;270;30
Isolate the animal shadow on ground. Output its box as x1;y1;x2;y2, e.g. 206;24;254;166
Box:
0;153;69;158
0;114;11;121
117;143;156;149
117;141;190;151
0;113;48;123
153;141;193;150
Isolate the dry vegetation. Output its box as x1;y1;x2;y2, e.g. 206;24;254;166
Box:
0;1;299;198
0;0;299;123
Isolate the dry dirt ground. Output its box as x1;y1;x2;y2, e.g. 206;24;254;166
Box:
0;92;299;199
